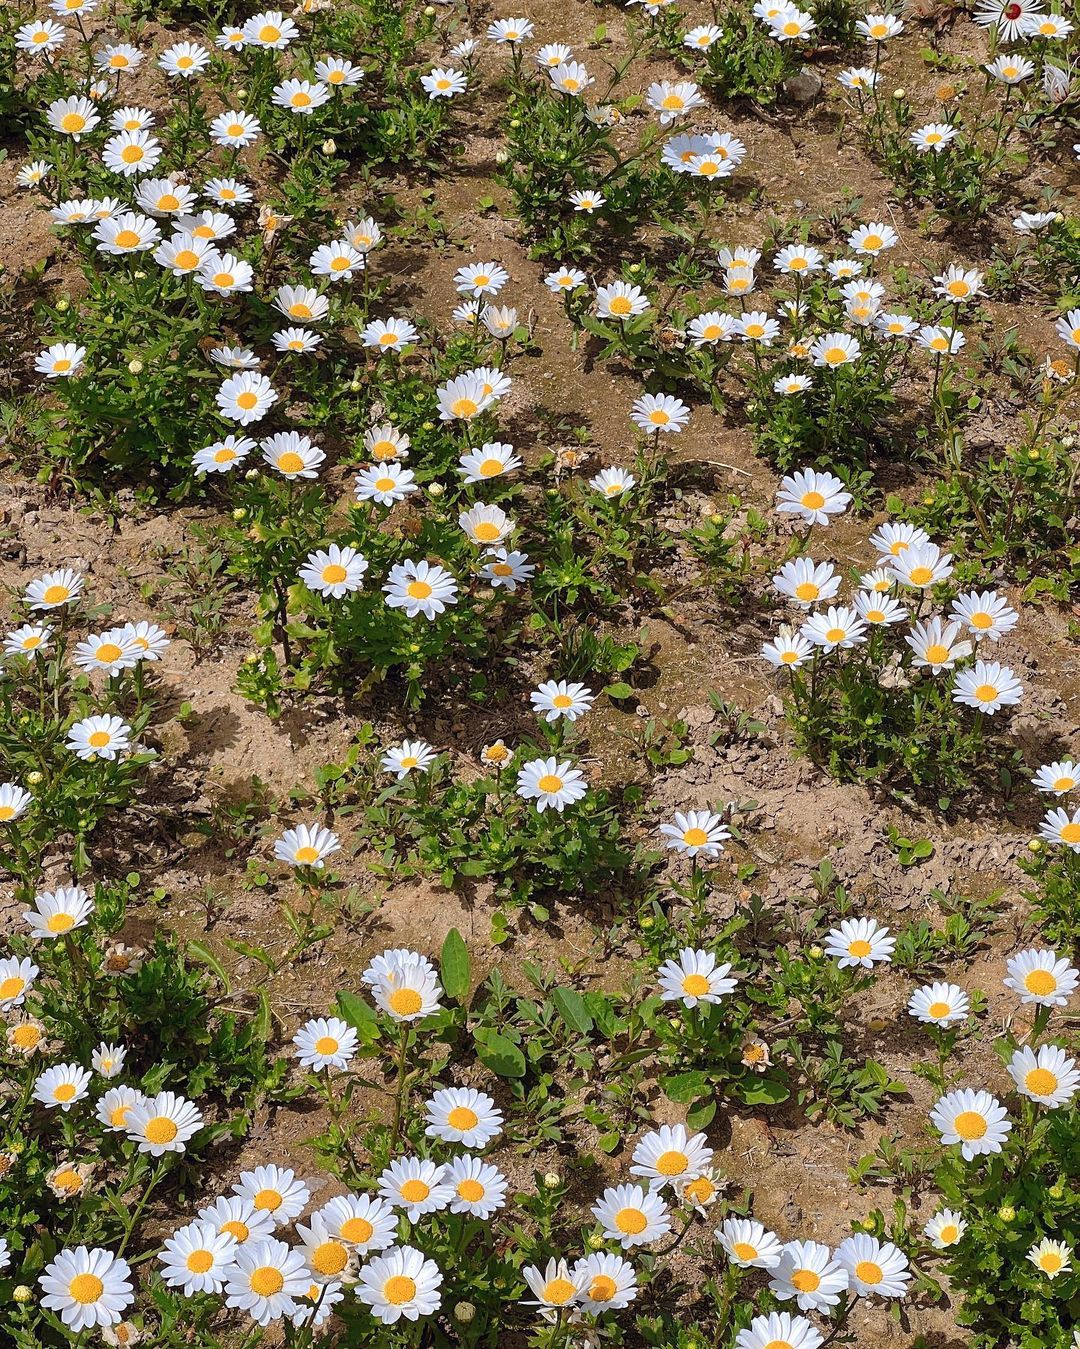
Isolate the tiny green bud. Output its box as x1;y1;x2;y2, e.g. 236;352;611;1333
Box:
56;299;70;313
809;944;823;959
543;1171;561;1189
13;1286;32;1304
127;359;143;375
997;1205;1015;1222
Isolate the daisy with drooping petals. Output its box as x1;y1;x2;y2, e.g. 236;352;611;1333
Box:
356;1245;443;1324
929;1088;1011;1161
92;1042;125;1078
66;715;132;761
836;1234;911;1299
718;1217;785;1269
630;1123;713;1190
952;661;1023;715
924;1209;966;1249
298;545;368;598
372;960;443;1022
34;1063;93;1111
1007;1044;1079;1107
424;1087;503;1148
515;757;587;812
735;1311;824;1349
39;1247;133;1332
224;1238;308;1325
480;549;535;591
4;626;51;658
1004;948;1078;1005
97;1085;146;1133
770;1241;848;1312
294;1017;358;1072
824;917;894;968
776;468;851;526
24;885;93;938
1027;1238;1072;1279
906;617;970;673
658;948;737;1007
659;811;730;859
908;982;969;1027
159;1221;238;1295
273;823;341;869
590;467;636;498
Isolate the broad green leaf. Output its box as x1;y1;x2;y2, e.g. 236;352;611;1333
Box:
440;928;471;1003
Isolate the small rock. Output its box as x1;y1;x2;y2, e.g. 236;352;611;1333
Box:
783;68;823;104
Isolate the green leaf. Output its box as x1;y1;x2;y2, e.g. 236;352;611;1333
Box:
440;928;471;1004
736;1074;790;1106
185;939;231;995
661;1070;709;1103
687;1097;717;1131
336;990;381;1044
473;1028;526;1079
603;681;633;700
552;987;594;1036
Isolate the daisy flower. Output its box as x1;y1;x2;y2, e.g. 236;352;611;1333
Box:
33;1063;93;1111
355;462;418;506
299;545;367;598
549;60;593;95
437;373;491;421
103;130;163;177
125;1091;203;1155
458;442;521;481
355;1245;443;1324
924;1209;966;1249
233;1166;311;1228
590;467;636;499
311;239;365;280
890;542;953;589
294;1016;359;1073
94;213;162;256
242;11;298;47
658;811;730;859
372;960;443;1022
934;265;983;304
314;1193;397;1253
315;56;364;86
5;624;52;657
445;1155;508;1218
1027;1238;1073;1279
273;327;322;354
74;629;141;674
480;549;535;590
218;372;278;426
24;885;93;938
0;956;38;1009
458;503;514;546
380;740;437;780
776;373;813;394
262;431;323;478
776;468;852;526
717;1217;784;1269
92;1042;125;1077
770;9;817;40
39;1247;133;1332
735;1312;824;1349
383;560;458;620
274;285;330;323
47;95;100;139
801;606;867;652
530;679;594;723
198;253;254;295
272;79;330;113
362;317;417;350
853;591;907;626
770;1240;848;1311
273;823;341;869
949;590;1018;642
1031;762;1078;796
596;281;650;321
197;1196;274;1247
762;626;814;668
658;948;737;1008
97;1085;146;1132
378;1158;452;1221
210;111;261;148
824;917;895;968
630;1123;713;1190
870;521;930;562
592;1184;672;1248
1004;948;1078;1005
424;1087;503;1148
1007;1044;1079;1108
36;343;86;379
986;53;1035;84
689;311;738;345
836;1234;911;1298
630;392;690;433
193;434;255;474
849;222;899;254
772;558;840;608
515;757;587;812
929;1088;1012;1160
908;982;970;1026
545;266;587;293
159;41;210;77
17;20;66;53
911;123;958;154
974;0;1043;40
66;714;132;761
1054;309;1080;349
952;661;1023;715
159;1222;238;1295
421;67;467;98
906;617;971;672
573;1252;638;1312
223;1238;308;1325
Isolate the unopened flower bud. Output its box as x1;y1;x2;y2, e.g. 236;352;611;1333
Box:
454;1301;475;1323
543;1171;561;1189
127;359;143;375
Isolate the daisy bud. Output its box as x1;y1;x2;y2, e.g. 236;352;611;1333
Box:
27;772;42;786
231;507;246;520
428;483;445;497
1063;435;1075;448
869;1016;887;1032
103;315;114;325
495;149;508;165
1028;449;1039;460
1028;839;1042;852
127;359;143;375
543;1172;561;1188
998;1205;1016;1222
454;1301;476;1323
133;271;146;280
422;420;435;431
13;1286;31;1303
640;915;655;929
587;1232;605;1249
348;379;362;392
56;299;69;312
237;88;247;100
809;944;823;958
321;138;336;153
424;4;436;13
510;118;520;128
1049;1182;1064;1199
893;88;905;98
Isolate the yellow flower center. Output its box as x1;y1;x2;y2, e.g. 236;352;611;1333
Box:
865;609;885;623
947;280;970;298
479;458;504;476
213;272;235;288
259;25;281;41
863;234;883;250
158;193;179;210
294;845;320;864
289;302;313;318
682;972;710;995
537;774;564;794
47;912;75;931
96;642;123;663
926;133;942;145
608;296;632;315
451;398;478;418
794;582;819;601
144;1116;179;1144
928;1001;951;1019
222;1219;249;1241
702;325;722;340
214;448;236;463
953;1111;987;1141
311;1241;348;1275
457;1178;485;1202
1039;1251;1063;1272
855;1260;883;1284
908;566;933;585
61;113;87;133
683;827;709;848
389;987;423;1016
685;1176;715;1202
782;20;801;34
12;1023;41;1048
733;1241;759;1261
648;410;669;425
400;1179;431;1205
88;730;112;749
655;1149;689;1177
939;1224;958;1244
383;1274;417;1305
823;347;848;365
1025;1064;1059;1097
924;643;949;665
233;391;257;412
447;1106;479;1130
341;1216;373;1243
116;229;143;249
801;491;825;509
406;580;433;601
1052;776;1075;793
177;55;194;69
848;939;873;957
321;563;348;585
53;1168;83;1192
250;1266;284;1296
277;452;305;473
291;92;312;107
825;627;847;643
69;1273;104;1303
791;1269;820;1292
973;684;999;704
1024;969;1057;995
121;145;144;164
187;1249;214;1273
615;1207;647;1234
53;358;72;372
110;1104;132;1127
0;976;25;999
1059;823;1080;843
253;1189;283;1212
